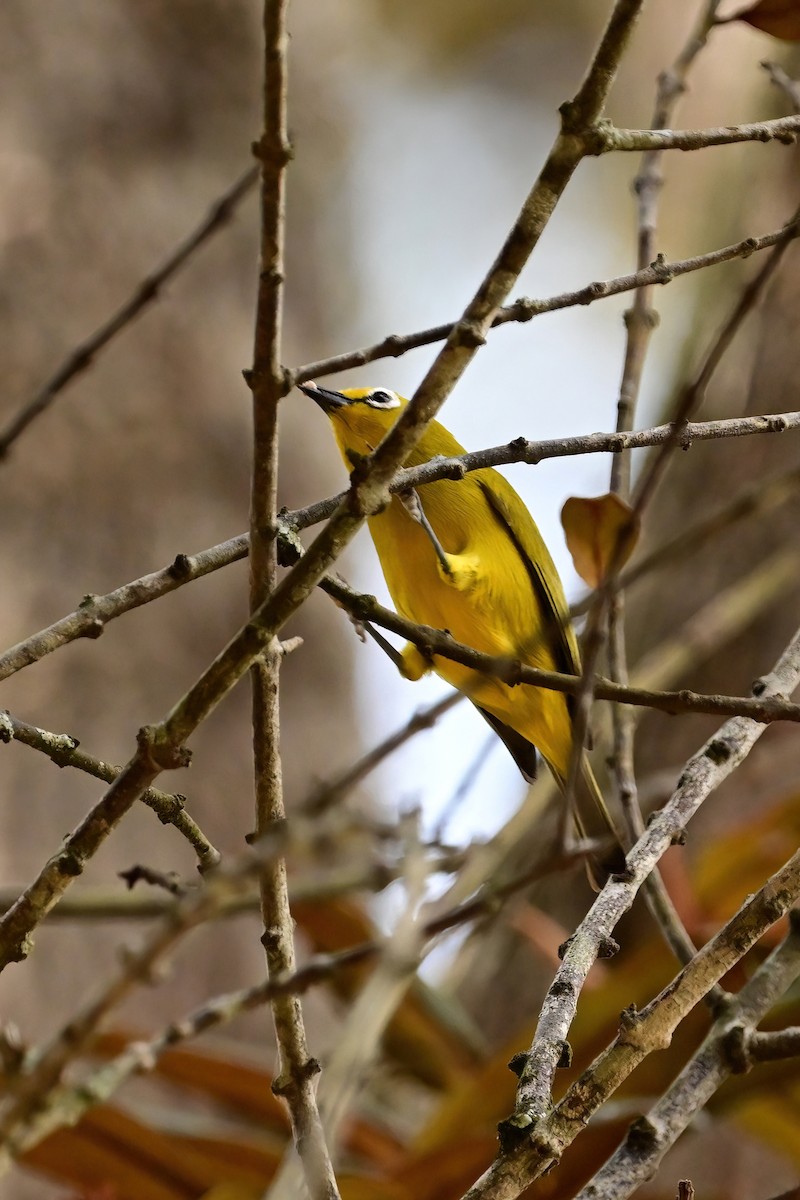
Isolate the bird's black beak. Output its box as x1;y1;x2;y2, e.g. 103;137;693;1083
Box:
298;381;348;413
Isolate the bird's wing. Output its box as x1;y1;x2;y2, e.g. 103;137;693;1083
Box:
475;707;538;782
477;471;580;678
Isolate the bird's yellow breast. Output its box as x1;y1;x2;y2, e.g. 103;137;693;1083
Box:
368;473;542;663
326;400;577;774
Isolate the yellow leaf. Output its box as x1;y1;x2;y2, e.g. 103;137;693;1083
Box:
561;493;639;588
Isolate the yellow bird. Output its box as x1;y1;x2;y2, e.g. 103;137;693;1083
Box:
302;382;624;879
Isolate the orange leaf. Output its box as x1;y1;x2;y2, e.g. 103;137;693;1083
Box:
92;1035;289;1131
292;897;480;1088
735;0;800;38
91;1033;405;1171
22;1105;221;1200
561;493;639;588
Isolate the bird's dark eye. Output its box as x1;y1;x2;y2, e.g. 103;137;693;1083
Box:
368;389;396;408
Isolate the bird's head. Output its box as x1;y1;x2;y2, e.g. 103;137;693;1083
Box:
299;382;406;459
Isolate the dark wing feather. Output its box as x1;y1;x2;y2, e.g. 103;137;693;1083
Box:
475;706;538;782
477;475;579;681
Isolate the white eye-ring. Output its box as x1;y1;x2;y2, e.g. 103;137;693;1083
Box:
366;389;401;409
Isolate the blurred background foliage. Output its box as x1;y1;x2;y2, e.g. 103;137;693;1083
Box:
1;1;800;1197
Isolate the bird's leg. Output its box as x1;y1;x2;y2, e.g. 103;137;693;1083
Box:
360;622;433;681
399;641;433;680
398;488;452;576
361;621;407;673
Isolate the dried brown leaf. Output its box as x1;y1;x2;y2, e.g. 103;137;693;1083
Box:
561;493;640;588
735;0;800;39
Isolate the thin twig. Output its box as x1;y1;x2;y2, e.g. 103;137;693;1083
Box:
290;218;800;386
435;733;498;840
0;167;257;459
0;711;220;870
506;626;800;1138
631;213;800;518
461;626;800;1200
319;573;800;725
1;411;797;689
573;913;800;1200
248;3;338;1196
0;0;647;976
609;0;722;990
763;61;800;112
0;858;410;922
303;691;462;816
590;113;800;154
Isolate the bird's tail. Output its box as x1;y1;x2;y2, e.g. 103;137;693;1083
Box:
566;758;627;890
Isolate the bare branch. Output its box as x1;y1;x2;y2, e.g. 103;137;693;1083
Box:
536;853;800;1190
575;913;800;1200
0;827;586;1161
247;2;339;1195
303;691;462;816
0;0;649;976
319;572;800;726
506;626;800;1139
591;113;800;154
0;844;271;1157
257;813;432;1200
291;219;800;385
461;626;800;1200
1;411;796;690
0;711;219;870
0;536;249;684
0;167;257;459
609;0;722;990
